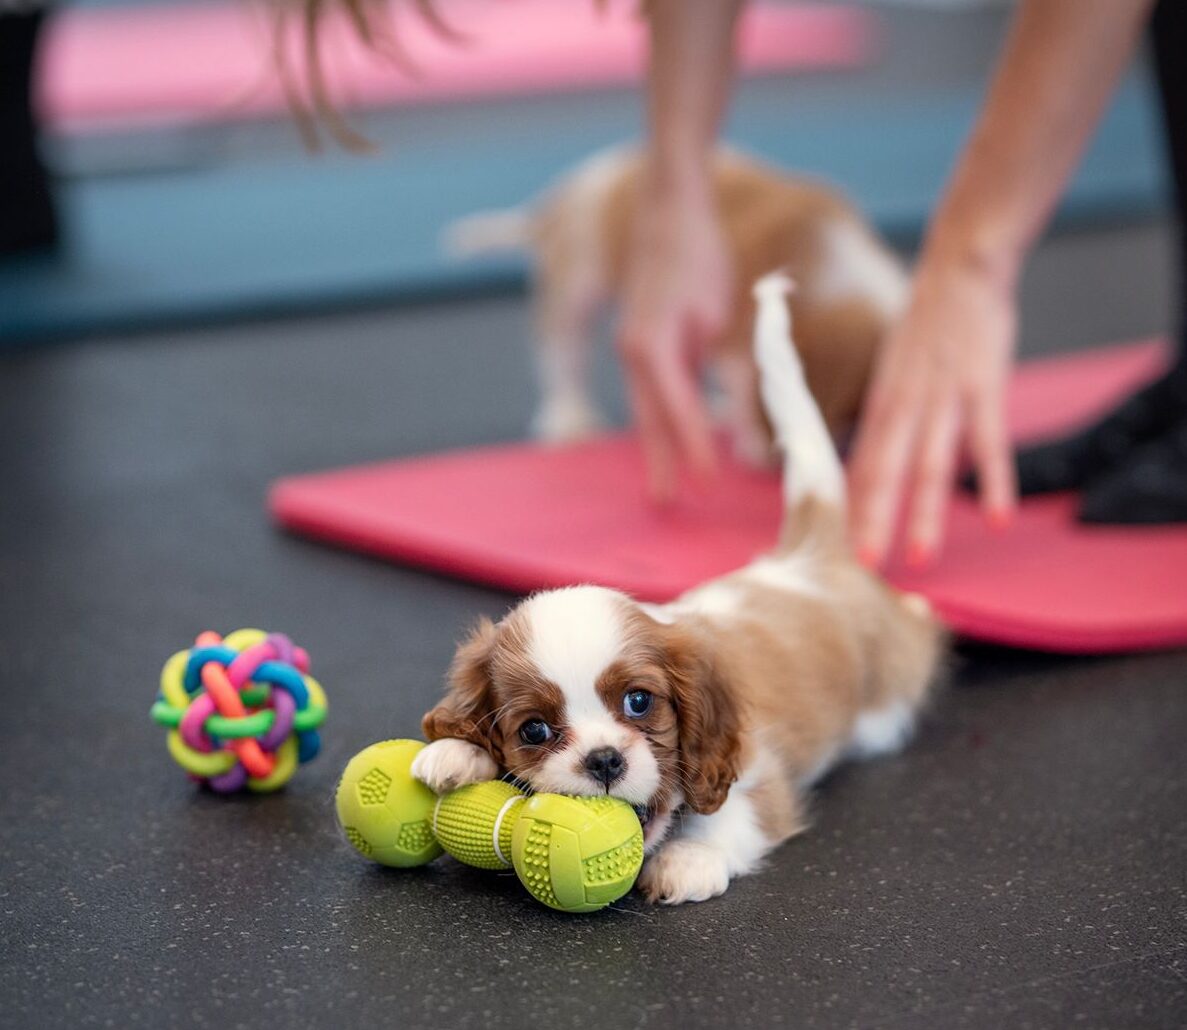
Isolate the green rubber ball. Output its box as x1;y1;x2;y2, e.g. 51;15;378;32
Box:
335;739;443;868
511;794;644;913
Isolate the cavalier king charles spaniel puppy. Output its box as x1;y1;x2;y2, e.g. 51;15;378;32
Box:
445;145;907;465
411;273;943;904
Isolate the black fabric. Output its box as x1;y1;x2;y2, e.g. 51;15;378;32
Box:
1079;411;1187;523
0;10;58;256
1151;0;1187;367
1012;366;1187;495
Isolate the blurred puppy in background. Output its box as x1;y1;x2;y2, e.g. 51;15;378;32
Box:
445;146;907;464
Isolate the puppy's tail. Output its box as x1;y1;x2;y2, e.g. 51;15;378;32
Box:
440;207;534;259
752;272;847;541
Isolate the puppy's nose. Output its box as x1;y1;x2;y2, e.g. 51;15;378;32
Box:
584;747;626;786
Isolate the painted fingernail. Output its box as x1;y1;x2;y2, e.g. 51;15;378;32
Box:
988;507;1013;532
906;541;932;569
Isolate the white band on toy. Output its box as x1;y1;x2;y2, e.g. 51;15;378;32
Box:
433;793;444;840
491;794;525;868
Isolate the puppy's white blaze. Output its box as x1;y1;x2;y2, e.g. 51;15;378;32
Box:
752;273;845;511
521;586;662;804
524;585;624;719
814;219;909;319
849;701;915;759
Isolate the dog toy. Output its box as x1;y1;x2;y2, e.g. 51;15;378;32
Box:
151;629;328;793
336;739;644;913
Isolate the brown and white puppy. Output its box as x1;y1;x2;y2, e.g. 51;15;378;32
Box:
411;273;943;905
444;146;908;463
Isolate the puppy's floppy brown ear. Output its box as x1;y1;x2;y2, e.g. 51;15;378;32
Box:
663;627;742;814
422;617;505;765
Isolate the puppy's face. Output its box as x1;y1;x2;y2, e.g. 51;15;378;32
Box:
423;586;741;850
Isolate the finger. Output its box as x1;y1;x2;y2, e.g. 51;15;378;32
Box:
848;379;923;567
620;334;679;502
650;336;718;479
905;398;961;566
967;387;1017;529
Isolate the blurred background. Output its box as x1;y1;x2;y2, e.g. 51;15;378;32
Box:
0;0;1172;367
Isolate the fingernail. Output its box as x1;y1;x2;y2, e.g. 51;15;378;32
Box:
906;541;932;569
988;506;1013;532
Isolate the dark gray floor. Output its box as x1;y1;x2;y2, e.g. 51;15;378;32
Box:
2;218;1185;1029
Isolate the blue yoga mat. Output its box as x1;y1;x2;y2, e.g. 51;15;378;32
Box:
0;72;1166;342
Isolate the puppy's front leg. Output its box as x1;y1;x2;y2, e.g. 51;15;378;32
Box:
410;738;499;794
639;770;802;905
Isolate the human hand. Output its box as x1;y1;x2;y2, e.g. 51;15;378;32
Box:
616;182;732;500
848;256;1019;567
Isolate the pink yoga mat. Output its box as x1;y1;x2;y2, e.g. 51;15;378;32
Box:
39;1;875;133
270;340;1187;654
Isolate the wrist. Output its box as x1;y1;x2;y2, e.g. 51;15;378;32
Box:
920;218;1025;294
641;146;715;206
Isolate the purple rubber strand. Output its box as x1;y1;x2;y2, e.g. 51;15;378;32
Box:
266;633;295;666
208;763;247;793
258;688;295;751
180;693;216;752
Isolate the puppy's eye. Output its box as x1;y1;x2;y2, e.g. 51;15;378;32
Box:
623;690;653;718
519;719;553;745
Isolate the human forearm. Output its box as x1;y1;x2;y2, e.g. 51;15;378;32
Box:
924;0;1155;284
642;0;745;199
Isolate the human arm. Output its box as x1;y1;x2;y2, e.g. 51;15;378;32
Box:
848;0;1157;565
617;0;746;499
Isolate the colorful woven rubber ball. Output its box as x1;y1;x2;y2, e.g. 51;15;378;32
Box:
151;629;328;793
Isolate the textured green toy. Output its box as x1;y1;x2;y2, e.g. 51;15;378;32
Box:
335;739;644;912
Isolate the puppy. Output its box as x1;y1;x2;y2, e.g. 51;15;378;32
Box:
444;146;908;464
411;272;943;905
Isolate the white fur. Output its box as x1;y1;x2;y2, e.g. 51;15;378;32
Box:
638;753;772;904
524;586;625;705
848;701;916;759
411;738;499;794
638;602;677;625
813;219;909;319
676;582;745;618
752;273;846;510
524;586;662;804
742;553;826;597
441;207;532;257
529;147;630;443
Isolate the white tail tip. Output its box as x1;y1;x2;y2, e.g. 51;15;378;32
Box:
752;270;796;303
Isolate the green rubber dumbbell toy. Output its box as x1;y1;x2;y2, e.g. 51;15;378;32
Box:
336;739;644;913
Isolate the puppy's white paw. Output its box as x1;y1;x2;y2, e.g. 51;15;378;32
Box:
411;738;498;794
531;396;607;443
637;840;731;905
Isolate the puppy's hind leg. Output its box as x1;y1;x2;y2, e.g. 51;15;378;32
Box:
530;155;627;443
531;276;608;443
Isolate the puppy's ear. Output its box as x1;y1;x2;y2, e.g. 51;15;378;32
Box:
663;627;742;814
422;617;505;765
